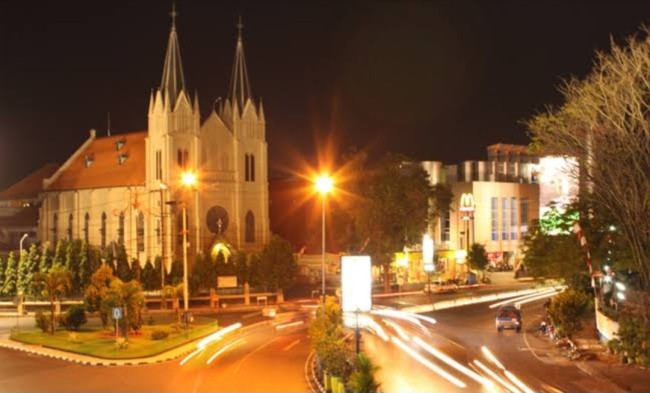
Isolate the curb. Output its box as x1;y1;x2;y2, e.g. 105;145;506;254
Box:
304;350;325;393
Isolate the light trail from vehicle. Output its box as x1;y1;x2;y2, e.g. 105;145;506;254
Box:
371;309;424;328
413;336;495;389
206;338;245;365
473;360;522;393
514;289;566;307
504;370;535;393
383;319;411;341
488;288;559;309
481;346;505;370
274;320;304;330
391;336;467;389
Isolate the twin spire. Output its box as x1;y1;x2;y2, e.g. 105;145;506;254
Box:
159;6;254;113
160;4;186;108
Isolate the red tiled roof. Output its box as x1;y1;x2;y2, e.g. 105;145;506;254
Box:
0;163;59;200
486;143;530;154
46;131;146;191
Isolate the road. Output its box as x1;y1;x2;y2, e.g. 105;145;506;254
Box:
0;317;310;392
362;296;624;393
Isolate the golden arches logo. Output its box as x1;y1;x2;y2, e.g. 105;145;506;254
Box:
459;193;475;212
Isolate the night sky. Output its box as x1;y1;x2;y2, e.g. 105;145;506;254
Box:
2;0;650;188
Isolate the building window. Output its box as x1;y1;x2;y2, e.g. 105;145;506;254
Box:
510;197;517;240
83;213;90;244
156;150;162;180
491;198;497;241
501;197;509;240
183;150;189;169
156;219;161;245
442;209;451;242
136;212;145;253
245;211;255;243
100;212;107;248
520;199;529;235
52;213;58;244
177;149;183;167
118;212;125;245
250;155;255;182
67;213;73;240
244;154;250;181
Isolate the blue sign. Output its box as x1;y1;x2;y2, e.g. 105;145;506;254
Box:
112;307;122;320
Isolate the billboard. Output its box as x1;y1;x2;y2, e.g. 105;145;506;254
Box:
217;276;237;288
341;256;372;313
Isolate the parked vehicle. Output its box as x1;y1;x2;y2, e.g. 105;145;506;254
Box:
495;305;522;332
423;280;459;294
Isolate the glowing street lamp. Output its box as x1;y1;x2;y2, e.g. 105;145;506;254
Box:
459;193;475;273
315;174;333;303
423;234;435;299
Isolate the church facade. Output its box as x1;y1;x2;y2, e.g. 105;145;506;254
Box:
37;12;270;269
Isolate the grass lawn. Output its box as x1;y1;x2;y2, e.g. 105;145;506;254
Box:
10;316;221;359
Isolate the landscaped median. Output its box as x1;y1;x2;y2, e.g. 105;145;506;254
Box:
10;315;221;359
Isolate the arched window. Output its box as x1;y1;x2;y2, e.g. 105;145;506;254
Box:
250;155;255;182
100;212;107;248
67;213;73;240
183;149;189;169
245;211;255;243
52;213;58;244
136;211;145;252
118;212;125;245
244;154;250;181
83;213;90;244
177;149;183;167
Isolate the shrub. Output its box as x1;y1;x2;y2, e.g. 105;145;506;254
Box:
609;314;650;366
60;305;87;331
35;311;51;333
348;353;381;393
116;337;128;349
547;289;591;339
151;329;169;340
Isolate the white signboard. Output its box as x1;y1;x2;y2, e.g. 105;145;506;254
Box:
341;256;372;313
217;276;238;288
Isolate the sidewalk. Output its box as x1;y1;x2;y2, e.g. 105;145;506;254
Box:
525;315;650;392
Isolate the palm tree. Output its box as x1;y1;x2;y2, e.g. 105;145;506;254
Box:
348;353;381;393
163;283;184;325
106;279;145;341
32;266;72;334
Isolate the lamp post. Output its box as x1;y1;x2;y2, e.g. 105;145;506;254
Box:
19;233;28;255
459;193;475;274
180;171;197;320
315;174;333;304
423;234;434;300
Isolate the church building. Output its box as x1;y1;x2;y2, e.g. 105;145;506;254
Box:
37;10;270;270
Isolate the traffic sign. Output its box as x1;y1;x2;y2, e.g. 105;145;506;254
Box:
112;307;122;320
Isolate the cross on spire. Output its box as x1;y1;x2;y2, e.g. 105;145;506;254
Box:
237;15;244;41
170;3;178;30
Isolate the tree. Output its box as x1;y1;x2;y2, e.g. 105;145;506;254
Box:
38;242;53;273
0;256;5;292
233;251;250;286
130;259;142;283
258;235;297;291
52;239;67;268
103;279;146;334
348;353;381;393
32;266;72;334
78;241;91;292
65;239;82;292
309;296;352;378
168;260;183;285
163;283;184;325
16;249;30;295
2;252;18;296
342;153;434;292
115;244;131;282
467;243;488;274
527;27;650;292
153;256;163;289
84;266;116;328
522;220;587;288
141;260;157;291
88;248;102;277
548;289;591;339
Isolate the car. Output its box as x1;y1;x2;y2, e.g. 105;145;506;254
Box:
495;305;522;333
423;281;459;294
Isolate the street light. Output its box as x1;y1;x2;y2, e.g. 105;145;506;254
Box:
459;193;475;274
423;234;435;300
19;233;29;255
315;174;333;303
180;171;197;319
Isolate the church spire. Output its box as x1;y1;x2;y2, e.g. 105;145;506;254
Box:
228;16;253;111
160;3;186;108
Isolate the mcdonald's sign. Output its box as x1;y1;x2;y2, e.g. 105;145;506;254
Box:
459;193;475;212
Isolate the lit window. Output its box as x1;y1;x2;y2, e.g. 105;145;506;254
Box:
511;197;517;240
501;198;508;240
245;211;255;242
490;198;497;241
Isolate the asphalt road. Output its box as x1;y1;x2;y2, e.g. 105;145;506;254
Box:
0;319;310;392
362;297;624;393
